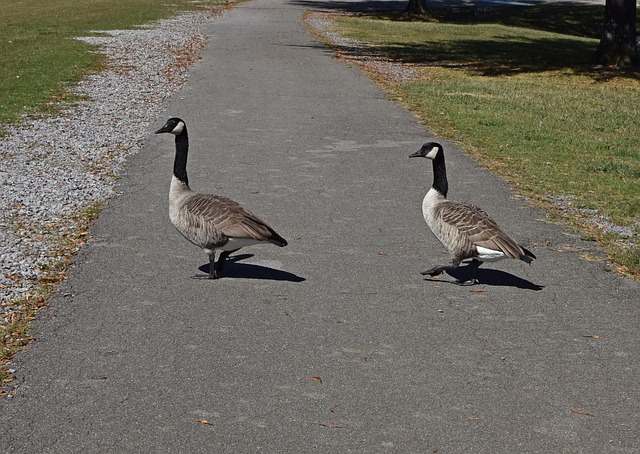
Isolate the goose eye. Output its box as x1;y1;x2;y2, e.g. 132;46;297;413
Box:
172;121;185;135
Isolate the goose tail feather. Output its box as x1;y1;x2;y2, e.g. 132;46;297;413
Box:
493;236;523;260
521;246;536;263
268;229;288;247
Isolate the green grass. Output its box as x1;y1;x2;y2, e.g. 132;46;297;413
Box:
331;6;640;276
0;0;228;126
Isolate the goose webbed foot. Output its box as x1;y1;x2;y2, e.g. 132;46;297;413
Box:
456;278;479;286
421;264;458;277
422;260;482;285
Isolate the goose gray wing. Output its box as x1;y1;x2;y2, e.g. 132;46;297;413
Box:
185;193;283;243
440;201;527;259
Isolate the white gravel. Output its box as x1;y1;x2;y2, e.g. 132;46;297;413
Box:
0;8;224;327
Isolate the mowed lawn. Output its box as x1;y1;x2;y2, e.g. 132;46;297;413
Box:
0;0;228;127
331;6;640;275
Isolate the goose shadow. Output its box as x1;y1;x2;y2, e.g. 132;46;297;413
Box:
197;254;306;282
424;263;544;290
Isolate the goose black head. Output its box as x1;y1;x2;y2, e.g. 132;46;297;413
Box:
409;142;442;160
155;117;186;135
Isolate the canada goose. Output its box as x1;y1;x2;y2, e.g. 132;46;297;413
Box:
155;117;287;279
409;142;535;285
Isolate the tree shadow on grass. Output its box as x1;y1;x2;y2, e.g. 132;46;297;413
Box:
302;1;639;79
371;35;597;76
294;0;408;13
298;1;605;38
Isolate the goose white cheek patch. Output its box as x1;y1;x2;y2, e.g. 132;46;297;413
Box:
426;146;440;159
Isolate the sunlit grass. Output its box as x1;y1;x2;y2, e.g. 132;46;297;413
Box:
0;0;228;126
397;70;640;224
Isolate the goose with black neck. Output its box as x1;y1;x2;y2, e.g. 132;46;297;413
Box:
156;117;288;279
409;142;536;286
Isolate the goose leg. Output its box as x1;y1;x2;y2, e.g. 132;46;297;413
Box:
192;252;218;279
214;249;240;278
208;252;219;279
456;259;482;286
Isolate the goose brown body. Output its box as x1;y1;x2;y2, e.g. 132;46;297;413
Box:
157;117;287;279
423;188;534;266
169;178;285;252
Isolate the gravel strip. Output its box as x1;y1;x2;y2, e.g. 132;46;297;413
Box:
549;195;637;243
0;8;226;327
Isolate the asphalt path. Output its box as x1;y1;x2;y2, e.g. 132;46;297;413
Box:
2;0;637;452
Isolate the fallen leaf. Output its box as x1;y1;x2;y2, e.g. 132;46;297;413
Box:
320;423;343;429
310;377;323;383
197;418;213;425
571;409;595;417
470;288;486;293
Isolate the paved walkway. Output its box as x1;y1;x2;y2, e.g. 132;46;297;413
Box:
2;0;637;452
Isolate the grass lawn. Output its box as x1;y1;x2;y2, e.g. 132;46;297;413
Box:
330;6;640;276
0;0;229;127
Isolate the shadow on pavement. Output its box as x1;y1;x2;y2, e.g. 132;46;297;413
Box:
198;254;306;282
424;262;544;290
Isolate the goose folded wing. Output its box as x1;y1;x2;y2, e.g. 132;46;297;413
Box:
219;215;276;241
185;194;274;241
441;202;525;259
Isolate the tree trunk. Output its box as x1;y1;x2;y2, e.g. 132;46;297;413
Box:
405;0;429;15
592;0;639;68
